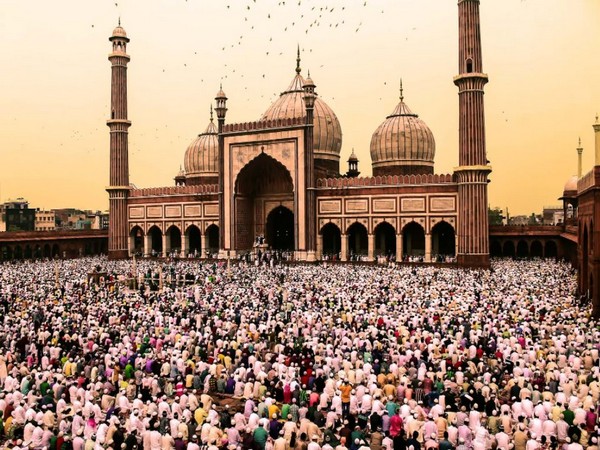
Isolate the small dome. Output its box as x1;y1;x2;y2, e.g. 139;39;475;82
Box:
215;86;227;99
184;116;218;183
370;92;435;176
261;71;342;161
563;175;578;193
348;149;358;162
112;25;127;38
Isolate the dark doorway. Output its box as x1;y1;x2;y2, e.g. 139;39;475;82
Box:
530;240;543;258
187;225;202;257
148;226;163;256
235;153;294;250
490;240;502;257
431;221;455;257
130;226;144;255
375;222;396;257
206;225;219;255
321;223;341;258
517;240;529;258
402;222;425;257
167;226;182;255
266;206;294;251
545;240;558;258
348;222;368;256
503;241;515;257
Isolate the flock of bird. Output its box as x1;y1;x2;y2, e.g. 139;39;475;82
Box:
110;0;398;101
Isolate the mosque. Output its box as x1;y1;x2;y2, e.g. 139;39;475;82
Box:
107;0;492;268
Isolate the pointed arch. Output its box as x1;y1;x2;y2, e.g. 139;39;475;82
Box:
516;240;529;258
148;225;163;256
347;221;368;256
431;221;456;258
186;224;202;257
129;225;144;256
545;240;558;258
530;240;543;258
503;241;515;257
374;221;396;257
402;221;425;257
166;225;182;256
320;222;341;258
235;152;294;195
205;224;219;256
490;240;502;257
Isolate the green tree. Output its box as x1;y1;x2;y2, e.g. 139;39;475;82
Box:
488;207;504;225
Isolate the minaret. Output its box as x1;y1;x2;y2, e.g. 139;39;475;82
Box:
214;85;228;252
106;21;131;259
453;0;492;267
303;71;316;261
577;137;583;178
594;114;600;166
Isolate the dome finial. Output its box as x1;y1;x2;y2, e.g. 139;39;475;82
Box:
210;104;214;122
400;78;404;102
118;16;121;26
296;45;301;75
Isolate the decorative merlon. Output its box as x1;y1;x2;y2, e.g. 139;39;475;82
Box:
316;173;456;188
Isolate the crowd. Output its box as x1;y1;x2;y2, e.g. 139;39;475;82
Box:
0;256;598;450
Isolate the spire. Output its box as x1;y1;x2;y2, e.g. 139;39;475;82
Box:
399;78;404;102
296;45;301;75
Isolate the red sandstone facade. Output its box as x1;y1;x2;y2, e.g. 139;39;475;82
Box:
109;1;491;267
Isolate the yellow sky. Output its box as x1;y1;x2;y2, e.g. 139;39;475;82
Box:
1;0;599;215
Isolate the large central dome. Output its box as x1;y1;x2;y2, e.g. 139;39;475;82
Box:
261;56;342;177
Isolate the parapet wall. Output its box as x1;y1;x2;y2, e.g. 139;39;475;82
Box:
130;184;218;197
316;173;456;188
222;116;305;133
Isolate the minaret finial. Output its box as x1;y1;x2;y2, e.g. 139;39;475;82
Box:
210;105;214;122
296;45;301;75
399;78;404;102
118;17;121;26
596;113;599;124
579;136;582;147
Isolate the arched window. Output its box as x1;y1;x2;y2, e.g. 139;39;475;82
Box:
466;58;473;73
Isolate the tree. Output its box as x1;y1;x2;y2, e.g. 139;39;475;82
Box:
488;207;504;225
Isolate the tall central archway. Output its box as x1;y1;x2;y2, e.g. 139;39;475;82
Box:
234;153;294;251
266;206;294;250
